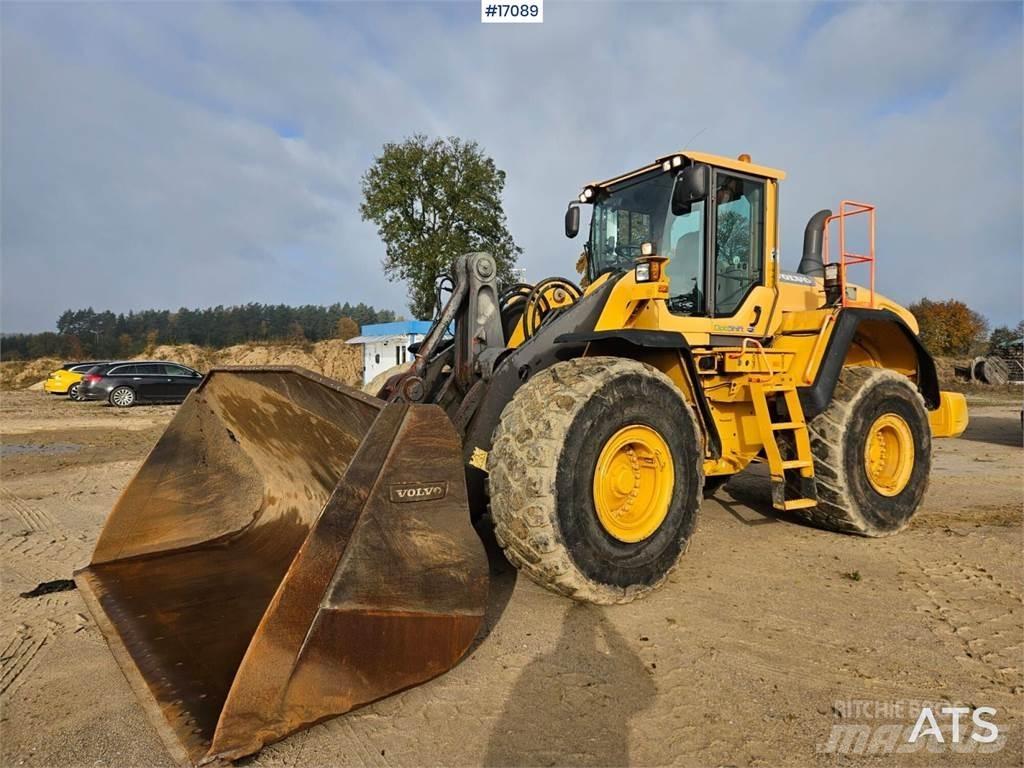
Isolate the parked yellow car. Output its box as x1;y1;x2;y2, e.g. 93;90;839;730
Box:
44;361;108;400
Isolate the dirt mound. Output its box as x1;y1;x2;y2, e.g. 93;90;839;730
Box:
144;344;216;372
3;341;363;391
0;358;61;391
212;340;362;384
147;340;362;385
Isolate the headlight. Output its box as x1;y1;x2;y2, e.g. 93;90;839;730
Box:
635;262;651;282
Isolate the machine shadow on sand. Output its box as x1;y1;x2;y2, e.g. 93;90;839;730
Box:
483;603;655;767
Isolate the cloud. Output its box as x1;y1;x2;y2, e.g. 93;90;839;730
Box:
1;1;1020;332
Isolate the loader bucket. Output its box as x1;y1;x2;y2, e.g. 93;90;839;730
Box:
73;367;488;767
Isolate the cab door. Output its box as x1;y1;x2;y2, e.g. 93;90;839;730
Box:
657;164;776;340
706;168;774;338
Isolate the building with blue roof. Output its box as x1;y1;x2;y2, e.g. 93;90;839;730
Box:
346;320;433;385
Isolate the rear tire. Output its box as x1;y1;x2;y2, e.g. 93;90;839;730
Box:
68;383;82;401
488;357;704;604
797;366;931;536
109;386;136;408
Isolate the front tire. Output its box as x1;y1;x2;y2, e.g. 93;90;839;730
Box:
488;357;704;604
109;386;136;408
798;366;931;536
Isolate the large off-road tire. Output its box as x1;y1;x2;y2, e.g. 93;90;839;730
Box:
488;357;704;604
797;366;931;536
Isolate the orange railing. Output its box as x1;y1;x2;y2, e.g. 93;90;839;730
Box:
822;200;876;308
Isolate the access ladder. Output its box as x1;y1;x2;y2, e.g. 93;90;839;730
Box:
749;382;819;511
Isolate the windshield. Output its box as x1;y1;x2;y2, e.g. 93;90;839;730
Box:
586;171;707;315
588;171;673;280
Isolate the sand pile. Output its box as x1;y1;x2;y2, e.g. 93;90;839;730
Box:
3;341;362;391
210;340;362;384
145;344;217;372
1;358;62;391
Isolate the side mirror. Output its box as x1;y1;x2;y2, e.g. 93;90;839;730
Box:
565;205;581;239
672;164;710;215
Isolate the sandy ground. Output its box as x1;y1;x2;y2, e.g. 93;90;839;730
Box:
1;389;1021;767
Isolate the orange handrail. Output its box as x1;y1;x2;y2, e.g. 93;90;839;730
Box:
727;337;774;383
822;200;876;308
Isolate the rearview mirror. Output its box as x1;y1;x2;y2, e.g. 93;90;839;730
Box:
565;205;581;239
672;164;710;215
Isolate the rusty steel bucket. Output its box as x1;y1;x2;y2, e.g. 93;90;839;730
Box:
74;367;488;766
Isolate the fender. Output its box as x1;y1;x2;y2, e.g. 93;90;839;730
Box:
553;329;722;460
797;308;940;419
459;276;726;514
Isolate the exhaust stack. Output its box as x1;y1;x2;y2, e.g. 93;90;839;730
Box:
797;209;833;278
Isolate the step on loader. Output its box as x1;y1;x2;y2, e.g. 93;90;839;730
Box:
76;151;968;765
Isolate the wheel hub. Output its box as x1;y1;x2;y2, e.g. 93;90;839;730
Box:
593;425;674;543
864;413;914;496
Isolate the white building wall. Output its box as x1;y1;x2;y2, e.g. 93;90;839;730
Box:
359;333;426;385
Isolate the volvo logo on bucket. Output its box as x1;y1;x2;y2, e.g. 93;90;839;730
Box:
390;481;449;503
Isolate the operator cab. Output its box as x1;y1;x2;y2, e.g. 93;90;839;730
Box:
567;152;784;324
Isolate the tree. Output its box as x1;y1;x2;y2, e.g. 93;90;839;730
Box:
908;298;988;356
334;316;359;340
360;135;521;319
989;321;1024;353
287;320;306;342
63;334;84;360
715;211;751;268
3;302;400;360
117;333;135;357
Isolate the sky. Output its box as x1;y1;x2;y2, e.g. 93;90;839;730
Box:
2;0;1022;333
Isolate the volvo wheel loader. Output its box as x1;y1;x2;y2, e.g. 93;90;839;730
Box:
75;150;968;765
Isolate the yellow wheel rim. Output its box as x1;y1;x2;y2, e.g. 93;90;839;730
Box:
593;425;674;543
864;413;914;496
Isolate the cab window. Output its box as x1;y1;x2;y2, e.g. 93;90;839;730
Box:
713;173;764;316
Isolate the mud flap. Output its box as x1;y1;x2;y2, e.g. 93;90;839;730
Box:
74;367;488;766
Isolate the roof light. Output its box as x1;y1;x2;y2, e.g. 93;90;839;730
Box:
640;242;656;257
661;160;671;172
738;153;752;163
579;186;595;203
671;155;683;168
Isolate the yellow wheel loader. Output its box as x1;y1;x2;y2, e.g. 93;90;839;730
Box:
75;151;968;765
